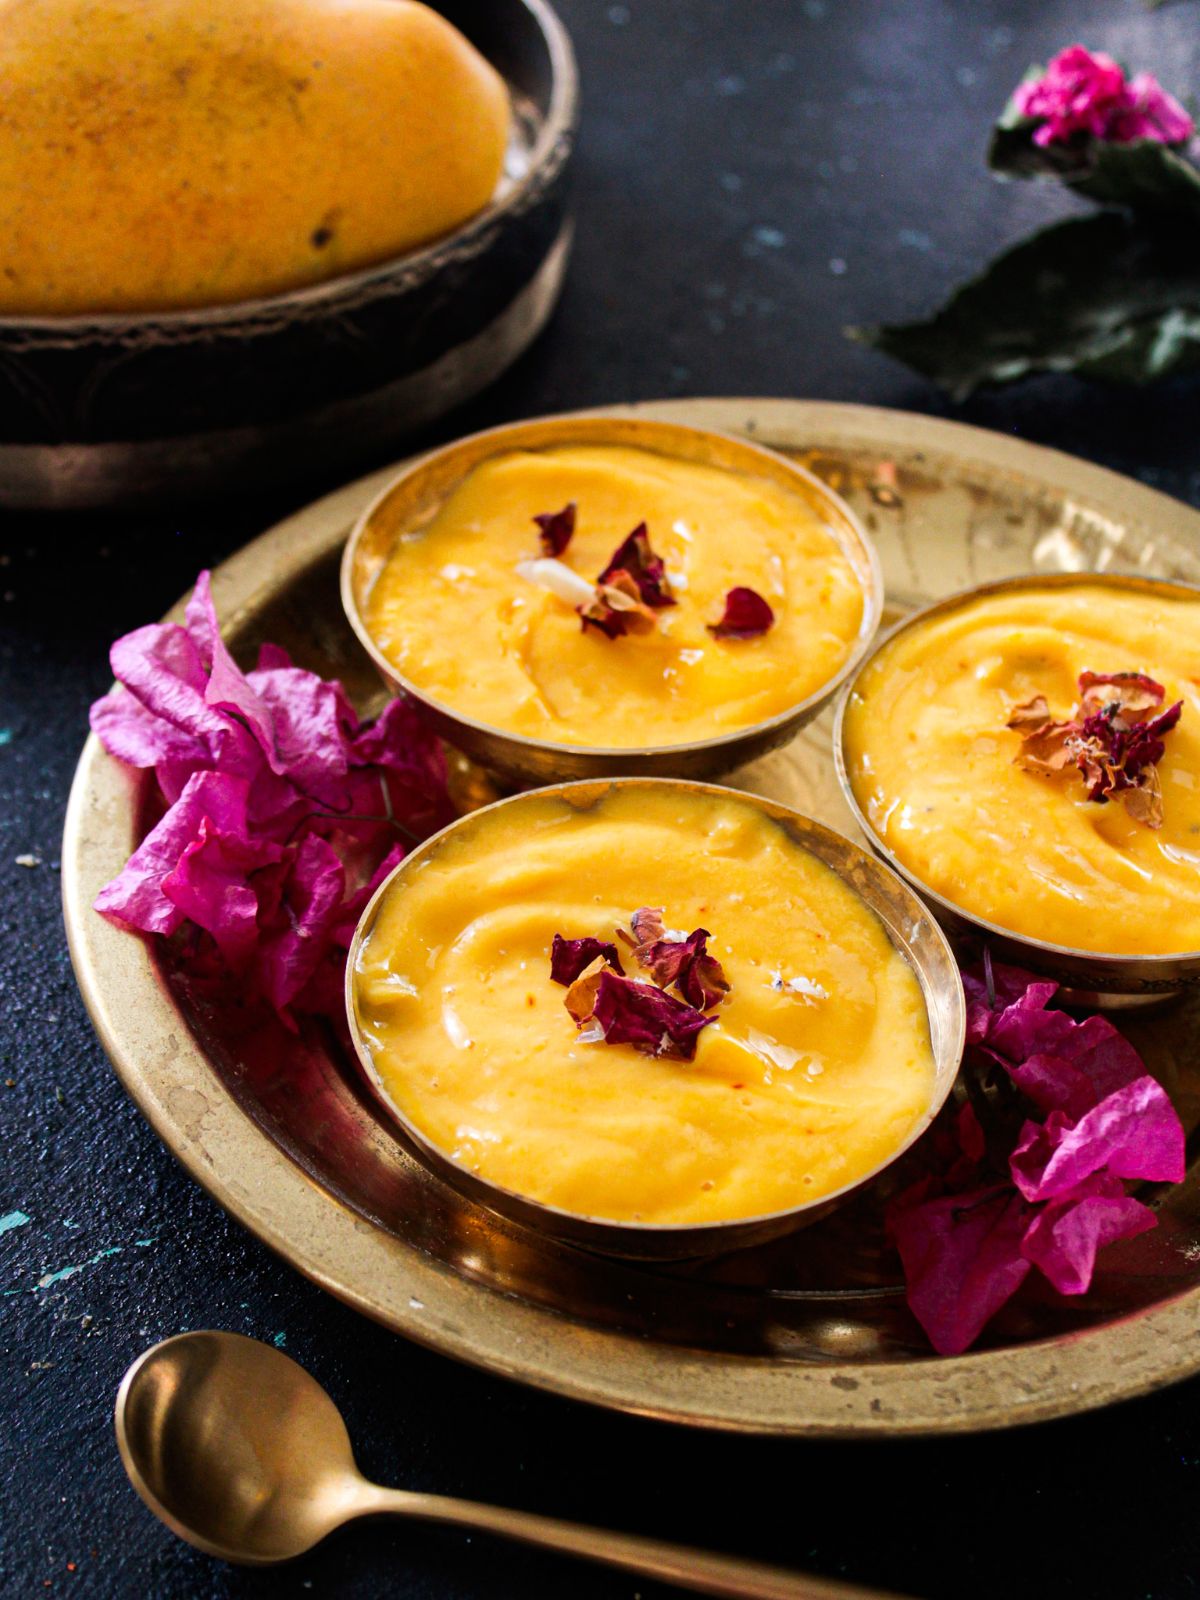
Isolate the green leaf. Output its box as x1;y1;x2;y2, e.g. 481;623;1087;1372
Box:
988;125;1200;217
849;212;1200;399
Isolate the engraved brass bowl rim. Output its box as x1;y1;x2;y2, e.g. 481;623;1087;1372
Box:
340;413;884;784
343;775;966;1260
0;0;577;336
62;398;1200;1436
832;570;1200;994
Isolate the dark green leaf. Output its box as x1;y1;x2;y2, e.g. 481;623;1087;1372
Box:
849;212;1200;398
988;124;1200;217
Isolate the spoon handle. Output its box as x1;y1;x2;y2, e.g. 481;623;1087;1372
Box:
359;1488;905;1600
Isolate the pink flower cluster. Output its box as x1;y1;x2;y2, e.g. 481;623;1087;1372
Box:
887;958;1185;1355
90;572;454;1028
1013;45;1194;150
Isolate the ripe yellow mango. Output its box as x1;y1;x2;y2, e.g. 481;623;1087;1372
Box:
0;0;510;314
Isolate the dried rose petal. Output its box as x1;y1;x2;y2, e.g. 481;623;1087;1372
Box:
707;587;775;640
1007;670;1182;828
597;523;675;608
578;570;657;639
1077;671;1165;719
618;908;730;1011
1005;697;1076;777
588;970;714;1061
629;906;667;946
533;502;576;558
563;955;612;1028
550;934;624;987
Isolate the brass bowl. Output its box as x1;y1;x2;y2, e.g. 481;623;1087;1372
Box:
344;777;965;1261
341;414;883;786
834;571;1200;1001
0;0;577;510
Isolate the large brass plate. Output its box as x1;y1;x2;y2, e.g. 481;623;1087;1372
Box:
62;399;1200;1435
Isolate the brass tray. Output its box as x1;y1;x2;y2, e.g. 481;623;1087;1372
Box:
62;399;1200;1436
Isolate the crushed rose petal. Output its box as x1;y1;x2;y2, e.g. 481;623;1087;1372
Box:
578;570;657;639
1006;669;1183;827
555;907;729;1059
597;523;676;609
550;933;624;987
707;586;775;640
618;907;730;1011
567;965;714;1061
885;956;1184;1355
90;571;453;1031
533;502;576;558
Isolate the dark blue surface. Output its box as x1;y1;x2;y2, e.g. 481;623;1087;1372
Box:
5;3;1200;1595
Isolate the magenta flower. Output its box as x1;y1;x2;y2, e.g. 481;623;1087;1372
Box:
1012;45;1193;149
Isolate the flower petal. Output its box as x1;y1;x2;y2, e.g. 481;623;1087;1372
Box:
1020;1172;1156;1295
887;1182;1035;1356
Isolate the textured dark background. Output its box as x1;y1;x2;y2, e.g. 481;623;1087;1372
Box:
5;2;1200;1596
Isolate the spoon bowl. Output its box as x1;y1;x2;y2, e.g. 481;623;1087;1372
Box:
116;1330;362;1564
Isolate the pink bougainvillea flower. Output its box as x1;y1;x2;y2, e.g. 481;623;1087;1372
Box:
90;571;452;1029
1009;1072;1185;1202
94;770;268;939
1012;45;1194;149
1020;1172;1155;1296
885;956;1186;1355
887;1180;1035;1358
707;586;775;640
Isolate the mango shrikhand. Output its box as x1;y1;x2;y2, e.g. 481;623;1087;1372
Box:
362;444;868;748
351;787;937;1226
0;0;510;313
843;582;1200;956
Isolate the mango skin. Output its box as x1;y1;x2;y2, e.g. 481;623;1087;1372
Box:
0;0;511;315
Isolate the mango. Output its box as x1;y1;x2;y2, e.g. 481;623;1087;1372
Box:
0;0;511;314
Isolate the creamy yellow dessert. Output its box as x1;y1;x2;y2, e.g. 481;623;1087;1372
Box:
0;0;509;313
352;787;937;1226
843;582;1200;955
362;444;867;748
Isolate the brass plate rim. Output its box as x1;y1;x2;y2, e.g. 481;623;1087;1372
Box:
62;397;1200;1436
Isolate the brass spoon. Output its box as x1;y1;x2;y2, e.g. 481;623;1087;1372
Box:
115;1331;904;1600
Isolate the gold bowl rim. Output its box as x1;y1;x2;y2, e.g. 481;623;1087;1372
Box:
0;0;577;334
339;412;885;768
343;775;966;1253
833;569;1200;974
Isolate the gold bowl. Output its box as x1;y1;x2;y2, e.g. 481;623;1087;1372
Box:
344;777;965;1261
340;414;883;787
834;571;1200;1001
